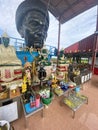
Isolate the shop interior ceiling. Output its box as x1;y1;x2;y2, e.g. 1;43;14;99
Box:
41;0;98;24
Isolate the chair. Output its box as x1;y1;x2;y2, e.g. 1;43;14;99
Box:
0;120;14;130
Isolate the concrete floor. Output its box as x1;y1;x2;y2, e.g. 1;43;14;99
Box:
11;75;98;130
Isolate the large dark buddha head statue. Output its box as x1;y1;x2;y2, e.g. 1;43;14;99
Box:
15;0;49;49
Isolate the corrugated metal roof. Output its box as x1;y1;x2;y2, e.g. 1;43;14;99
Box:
64;34;98;53
41;0;98;24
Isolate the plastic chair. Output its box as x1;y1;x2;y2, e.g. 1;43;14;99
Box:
0;120;14;130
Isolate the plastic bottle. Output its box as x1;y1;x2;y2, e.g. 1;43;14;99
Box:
30;96;35;108
35;94;40;108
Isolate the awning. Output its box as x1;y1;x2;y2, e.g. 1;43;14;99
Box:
64;42;79;53
41;0;98;24
64;34;97;54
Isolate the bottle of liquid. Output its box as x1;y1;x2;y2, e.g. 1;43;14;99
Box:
30;96;35;108
35;94;40;108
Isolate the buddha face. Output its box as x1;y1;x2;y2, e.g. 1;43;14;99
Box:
21;10;49;49
16;0;49;49
2;37;10;47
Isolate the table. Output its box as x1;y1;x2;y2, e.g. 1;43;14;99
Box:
54;86;77;97
63;93;88;118
21;96;44;128
0;89;21;122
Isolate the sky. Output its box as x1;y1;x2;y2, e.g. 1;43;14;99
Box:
0;0;97;49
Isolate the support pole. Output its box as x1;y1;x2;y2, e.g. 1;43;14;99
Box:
92;5;98;73
57;21;61;65
92;33;98;73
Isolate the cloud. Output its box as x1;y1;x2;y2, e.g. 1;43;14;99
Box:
59;6;97;48
0;0;23;37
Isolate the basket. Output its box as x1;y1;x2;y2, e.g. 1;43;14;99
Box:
41;92;53;105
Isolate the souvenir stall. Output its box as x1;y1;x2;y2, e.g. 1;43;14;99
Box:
0;36;90;129
0;33;22;122
2;0;98;126
14;0;98;121
0;0;55;126
0;32;91;124
0;34;54;125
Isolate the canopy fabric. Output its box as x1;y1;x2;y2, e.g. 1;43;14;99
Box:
64;42;79;53
41;0;98;24
64;34;98;54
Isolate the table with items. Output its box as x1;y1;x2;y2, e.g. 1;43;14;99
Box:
0;87;22;122
21;89;44;128
63;92;88;118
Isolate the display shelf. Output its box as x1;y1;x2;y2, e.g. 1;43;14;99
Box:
0;94;21;122
54;86;77;97
23;102;44;117
63;93;88;118
21;96;44;128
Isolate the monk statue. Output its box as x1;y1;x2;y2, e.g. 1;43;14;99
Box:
0;32;22;66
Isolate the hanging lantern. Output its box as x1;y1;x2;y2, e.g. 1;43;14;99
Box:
38;64;46;81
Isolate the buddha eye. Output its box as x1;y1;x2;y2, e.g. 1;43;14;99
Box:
32;21;38;26
29;20;39;27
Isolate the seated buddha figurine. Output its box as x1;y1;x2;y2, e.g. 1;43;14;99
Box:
0;32;22;84
0;32;22;66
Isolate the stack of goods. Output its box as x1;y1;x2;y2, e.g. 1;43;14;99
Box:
39;87;53;105
51;76;58;89
22;92;42;114
60;82;69;91
68;82;76;88
63;93;88;110
0;66;22;85
54;81;76;96
39;88;50;98
9;84;21;98
54;86;64;96
57;55;69;81
41;92;53;105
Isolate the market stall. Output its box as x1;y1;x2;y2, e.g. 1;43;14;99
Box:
1;0;98;126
